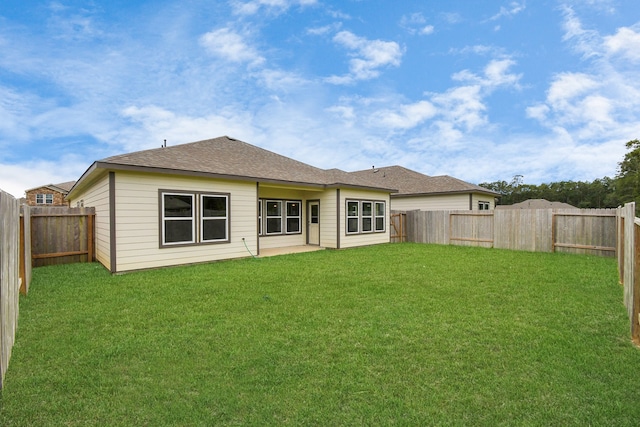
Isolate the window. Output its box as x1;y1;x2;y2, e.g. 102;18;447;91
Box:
362;202;373;232
286;201;301;233
265;200;282;234
258;200;263;236
160;191;230;247
478;201;490;210
375;202;386;232
347;201;359;233
36;194;54;204
162;193;195;245
201;194;228;242
346;200;386;235
310;204;319;224
259;199;303;236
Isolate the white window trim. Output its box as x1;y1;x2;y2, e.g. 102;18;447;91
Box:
160;190;230;247
161;192;196;246
200;194;229;243
285;201;301;234
361;201;373;233
346;199;386;235
260;199;303;236
265;199;283;235
374;201;386;232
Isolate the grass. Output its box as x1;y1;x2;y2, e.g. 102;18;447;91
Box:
1;243;639;426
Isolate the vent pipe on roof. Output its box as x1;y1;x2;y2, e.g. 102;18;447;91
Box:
163;139;167;148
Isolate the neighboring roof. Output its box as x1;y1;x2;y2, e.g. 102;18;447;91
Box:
25;181;77;194
350;165;499;197
69;136;397;197
496;199;577;209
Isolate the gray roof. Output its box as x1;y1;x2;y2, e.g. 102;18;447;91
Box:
496;199;577;209
72;136;397;193
350;165;499;197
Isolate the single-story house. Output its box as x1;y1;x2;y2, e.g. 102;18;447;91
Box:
350;166;500;211
496;198;577;209
25;181;76;206
66;136;397;273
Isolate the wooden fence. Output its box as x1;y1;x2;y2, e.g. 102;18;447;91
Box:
0;190;21;389
397;208;617;257
29;207;95;267
618;203;640;344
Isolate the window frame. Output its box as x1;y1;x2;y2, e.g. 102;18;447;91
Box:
36;193;54;205
259;198;303;237
159;190;230;248
478;201;490;211
200;193;229;243
374;201;386;232
346;199;386;235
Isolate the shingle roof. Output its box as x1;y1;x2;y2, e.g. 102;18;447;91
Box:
25;181;76;194
350;165;499;197
79;136;396;191
496;199;577;209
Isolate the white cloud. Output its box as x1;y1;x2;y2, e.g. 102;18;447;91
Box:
561;6;603;58
400;13;435;35
604;27;640;62
452;59;522;89
372;101;437;129
199;27;265;66
230;0;317;15
326;31;403;84
488;1;526;21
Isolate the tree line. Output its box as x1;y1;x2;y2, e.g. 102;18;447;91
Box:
479;139;640;209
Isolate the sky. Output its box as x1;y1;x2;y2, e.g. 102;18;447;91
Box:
1;0;640;198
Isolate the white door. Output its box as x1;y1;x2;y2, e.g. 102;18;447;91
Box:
307;201;320;245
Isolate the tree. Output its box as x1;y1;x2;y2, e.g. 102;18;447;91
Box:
615;139;640;208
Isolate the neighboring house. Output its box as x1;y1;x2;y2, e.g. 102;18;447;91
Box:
496;198;577;209
25;181;76;206
350;166;500;211
66;136;396;273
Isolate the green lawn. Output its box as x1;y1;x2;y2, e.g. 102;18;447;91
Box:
1;243;639;426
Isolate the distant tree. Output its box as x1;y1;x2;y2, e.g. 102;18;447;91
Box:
615;139;640;209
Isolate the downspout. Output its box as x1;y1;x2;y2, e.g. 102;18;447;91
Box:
469;193;473;210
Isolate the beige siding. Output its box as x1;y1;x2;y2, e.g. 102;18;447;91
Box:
391;193;470;211
114;172;257;272
67;173;111;269
340;188;390;249
319;190;338;249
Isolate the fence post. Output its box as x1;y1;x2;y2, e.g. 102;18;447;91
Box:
633;221;640;344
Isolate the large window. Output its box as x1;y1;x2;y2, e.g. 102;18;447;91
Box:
260;199;302;236
346;200;386;235
160;191;229;247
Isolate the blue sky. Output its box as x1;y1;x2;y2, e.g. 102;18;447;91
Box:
1;0;640;198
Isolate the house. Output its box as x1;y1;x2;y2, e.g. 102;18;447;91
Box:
66;136;396;273
25;181;76;206
496;198;577;209
350;166;499;211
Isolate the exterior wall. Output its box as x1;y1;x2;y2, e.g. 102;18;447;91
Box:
391;193;470;211
67;173;111;269
25;188;68;206
339;188;391;249
113;172;257;272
